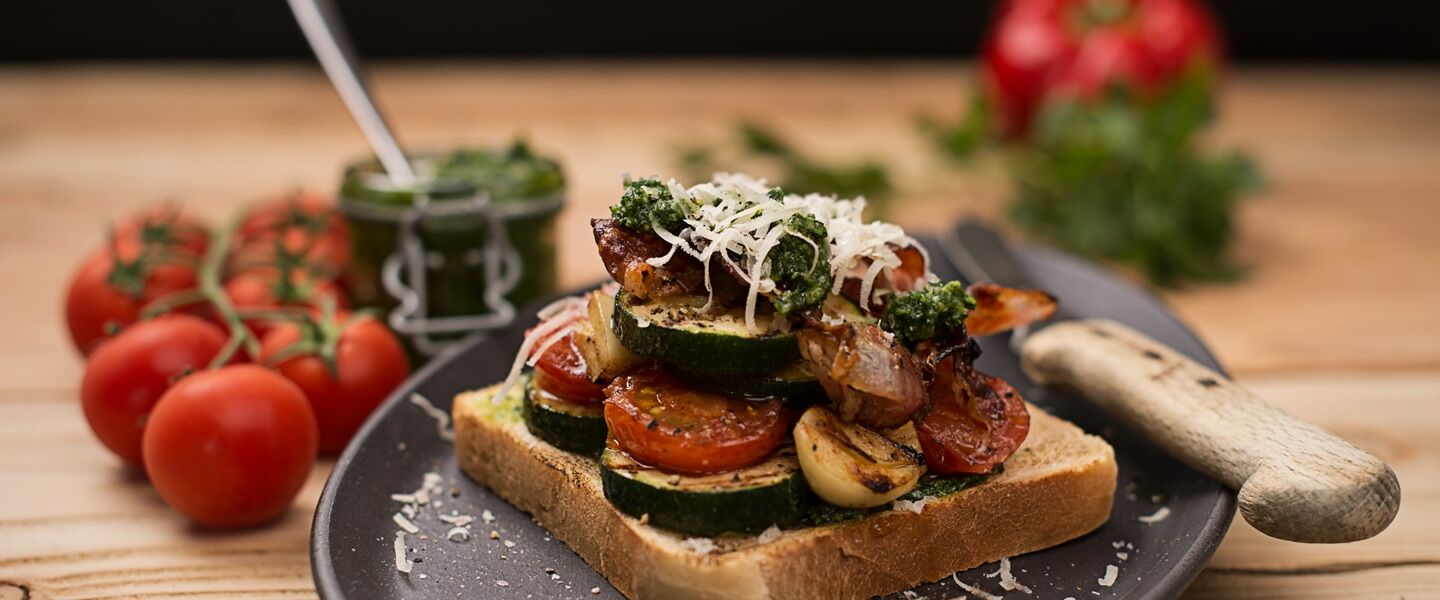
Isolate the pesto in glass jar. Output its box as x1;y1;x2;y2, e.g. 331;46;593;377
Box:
339;140;564;326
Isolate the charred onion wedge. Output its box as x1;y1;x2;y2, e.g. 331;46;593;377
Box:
796;321;926;429
572;287;642;382
793;405;924;508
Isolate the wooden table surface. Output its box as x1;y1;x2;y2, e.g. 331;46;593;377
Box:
1;62;1437;600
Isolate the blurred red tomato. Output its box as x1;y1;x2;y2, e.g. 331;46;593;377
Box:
114;205;211;259
224;269;349;337
981;0;1222;137
258;315;410;455
234;193;351;276
65;240;200;355
143;364;318;528
80;314;229;467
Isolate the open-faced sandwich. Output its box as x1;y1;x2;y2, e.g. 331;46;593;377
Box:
453;174;1117;600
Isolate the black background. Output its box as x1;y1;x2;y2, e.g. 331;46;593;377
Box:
2;1;1437;62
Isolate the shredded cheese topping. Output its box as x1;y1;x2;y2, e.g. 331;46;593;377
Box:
641;173;930;331
394;531;412;574
1098;564;1119;587
492;295;588;406
1137;506;1171;524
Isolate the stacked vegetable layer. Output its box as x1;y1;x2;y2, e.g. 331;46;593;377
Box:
497;174;1058;537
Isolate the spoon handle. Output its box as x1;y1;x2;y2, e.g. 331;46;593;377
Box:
287;0;416;186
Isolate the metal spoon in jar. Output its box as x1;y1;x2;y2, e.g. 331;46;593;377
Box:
286;0;518;354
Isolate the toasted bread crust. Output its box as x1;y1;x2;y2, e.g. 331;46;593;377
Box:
454;386;1116;600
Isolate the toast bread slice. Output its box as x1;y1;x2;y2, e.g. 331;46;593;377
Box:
453;382;1117;600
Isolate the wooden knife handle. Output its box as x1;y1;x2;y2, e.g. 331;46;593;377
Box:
1020;319;1400;543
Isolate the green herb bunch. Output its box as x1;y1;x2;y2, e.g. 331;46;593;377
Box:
927;74;1261;287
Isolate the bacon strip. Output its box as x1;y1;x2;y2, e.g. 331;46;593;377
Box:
592;218;705;300
964;283;1058;336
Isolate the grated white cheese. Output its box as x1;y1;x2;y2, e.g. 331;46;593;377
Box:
950;574;1002;600
1098;564;1119;587
481;509;496;523
408;393;454;441
393;531;412;574
679;537;718;555
447;527;471;541
1137;506;1171;524
496;580;510;587
996;558;1032;593
756;525;783;544
392;513;420;534
439;513;475;527
390;493;417;503
492;295;588;404
892;496;933;514
1117;552;1129;561
637;173;930;332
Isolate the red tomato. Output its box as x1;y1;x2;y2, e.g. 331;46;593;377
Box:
235;194;351;275
65;241;200;355
916;360;1030;474
981;0;1221;137
114;205;211;258
80;314;231;467
143;365;318;528
604;367;789;474
225;269;348;337
258;316;411;455
533;332;605;403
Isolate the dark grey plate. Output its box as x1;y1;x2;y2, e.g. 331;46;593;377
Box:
312;238;1235;599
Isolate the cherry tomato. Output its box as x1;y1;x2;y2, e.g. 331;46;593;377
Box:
143;364;318;528
258;316;410;455
533;332;605;403
235;194;351;275
604;366;789;474
79;314;229;467
114;205;211;259
916;359;1030;474
981;0;1221;137
65;241;200;355
225;269;348;337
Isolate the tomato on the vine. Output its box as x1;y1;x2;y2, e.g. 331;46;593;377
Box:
65;240;200;355
80;314;230;467
981;0;1222;138
604;366;789;474
224;269;348;337
258;315;410;455
113;205;211;259
143;364;318;528
234;194;351;276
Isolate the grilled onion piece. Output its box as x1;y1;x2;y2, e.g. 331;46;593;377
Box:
793;406;924;508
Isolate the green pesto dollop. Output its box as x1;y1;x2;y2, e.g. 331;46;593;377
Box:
609;178;693;232
879;281;977;346
433;139;566;202
768;213;832;315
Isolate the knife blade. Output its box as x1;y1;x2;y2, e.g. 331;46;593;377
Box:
941;219;1399;544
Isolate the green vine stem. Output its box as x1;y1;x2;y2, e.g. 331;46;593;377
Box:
201;222;260;368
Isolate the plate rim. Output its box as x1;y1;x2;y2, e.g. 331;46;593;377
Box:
311;243;1237;600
